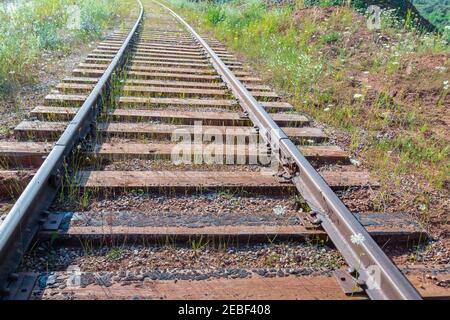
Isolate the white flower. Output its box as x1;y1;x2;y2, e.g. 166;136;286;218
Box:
324;107;330;112
353;93;363;99
351;233;365;246
445;26;450;30
273;205;286;216
444;80;449;90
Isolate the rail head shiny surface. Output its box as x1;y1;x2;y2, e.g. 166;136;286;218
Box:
154;0;421;300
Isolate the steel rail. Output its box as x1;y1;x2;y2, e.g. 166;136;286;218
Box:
155;1;422;300
0;0;144;297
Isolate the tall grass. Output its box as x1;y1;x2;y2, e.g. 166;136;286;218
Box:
173;0;325;100
0;0;128;96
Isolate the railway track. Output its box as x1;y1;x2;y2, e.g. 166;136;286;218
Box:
0;0;446;300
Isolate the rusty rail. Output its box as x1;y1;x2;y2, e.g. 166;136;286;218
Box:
155;0;422;300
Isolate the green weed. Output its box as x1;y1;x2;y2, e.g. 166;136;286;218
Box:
0;0;129;97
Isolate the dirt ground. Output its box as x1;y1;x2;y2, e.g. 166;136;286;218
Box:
214;5;449;266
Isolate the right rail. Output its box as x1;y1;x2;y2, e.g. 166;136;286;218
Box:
156;0;422;300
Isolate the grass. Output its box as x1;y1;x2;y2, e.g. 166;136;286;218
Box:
321;31;341;44
106;247;124;261
167;0;449;225
0;0;130;97
191;236;209;251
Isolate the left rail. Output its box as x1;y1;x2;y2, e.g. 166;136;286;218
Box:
0;0;144;297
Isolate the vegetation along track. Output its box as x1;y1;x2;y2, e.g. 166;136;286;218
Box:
0;0;446;300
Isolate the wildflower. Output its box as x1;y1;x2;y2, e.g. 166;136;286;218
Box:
76;144;81;150
444;80;449;91
324;107;330;112
353;93;363;99
273;205;286;216
8;71;15;75
351;233;365;246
